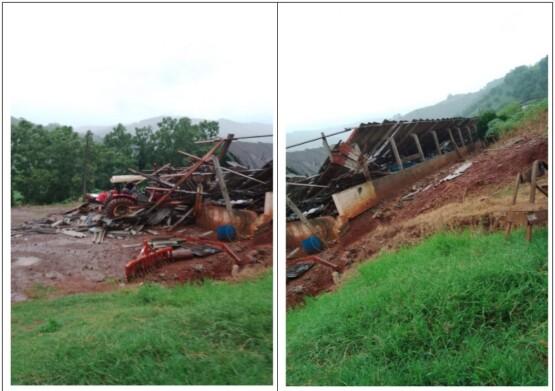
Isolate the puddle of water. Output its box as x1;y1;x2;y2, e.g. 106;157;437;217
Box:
13;256;41;267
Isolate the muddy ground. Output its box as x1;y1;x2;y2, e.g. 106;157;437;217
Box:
287;132;548;307
11;205;272;302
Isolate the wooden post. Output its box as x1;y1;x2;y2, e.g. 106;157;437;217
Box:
529;160;538;204
389;136;404;170
286;196;315;233
212;156;234;220
465;126;473;143
431;130;442;155
447;128;458;147
321;132;333;161
411;133;425;161
511;173;521;205
447;128;463;158
219;133;235;160
194;183;204;216
456;127;465;146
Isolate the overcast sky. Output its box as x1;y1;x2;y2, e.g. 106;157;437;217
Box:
4;3;276;127
279;3;551;133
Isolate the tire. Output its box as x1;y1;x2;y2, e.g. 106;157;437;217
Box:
104;197;136;218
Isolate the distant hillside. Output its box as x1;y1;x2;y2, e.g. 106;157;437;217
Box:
403;56;547;119
75;117;272;140
286;146;328;176
401;78;503;120
463;56;548;115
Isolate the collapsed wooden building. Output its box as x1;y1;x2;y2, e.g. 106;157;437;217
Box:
286;118;480;249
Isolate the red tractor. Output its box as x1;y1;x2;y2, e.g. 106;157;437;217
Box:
86;175;154;218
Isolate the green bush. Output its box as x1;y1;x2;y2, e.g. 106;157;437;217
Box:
478;98;547;141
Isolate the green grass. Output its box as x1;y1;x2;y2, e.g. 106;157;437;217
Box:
12;272;273;385
287;229;547;386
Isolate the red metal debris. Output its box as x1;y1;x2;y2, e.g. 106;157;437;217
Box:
125;240;173;281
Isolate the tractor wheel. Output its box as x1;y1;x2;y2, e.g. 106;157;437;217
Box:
104;198;136;218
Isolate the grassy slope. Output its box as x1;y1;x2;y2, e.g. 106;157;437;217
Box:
12;273;272;385
287;229;547;386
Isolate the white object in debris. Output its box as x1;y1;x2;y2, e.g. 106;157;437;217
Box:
110;174;145;184
442;161;472;182
61;229;87;238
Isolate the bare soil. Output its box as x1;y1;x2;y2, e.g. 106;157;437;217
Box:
11;205;272;302
287;132;548;307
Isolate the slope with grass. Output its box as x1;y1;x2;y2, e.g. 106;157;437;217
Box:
12;272;272;385
287;230;547;386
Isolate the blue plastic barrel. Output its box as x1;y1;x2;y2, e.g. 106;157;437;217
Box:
301;235;323;254
216;224;237;241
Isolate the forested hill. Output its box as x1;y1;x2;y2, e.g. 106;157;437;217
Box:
401;78;503;120
402;56;547;119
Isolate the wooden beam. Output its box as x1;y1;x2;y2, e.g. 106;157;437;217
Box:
145;140;224;214
219;133;235;160
389;136;404;170
447;128;463;158
286;196;314;233
287;182;328;188
411;133;425;161
431;130;442;155
212;156;234;219
465;126;473;142
169;208;194;231
457;127;465;146
128;168;174;188
529;160;538;204
177;150;265;184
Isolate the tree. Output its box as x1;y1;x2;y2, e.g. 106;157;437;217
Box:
133;126;154;170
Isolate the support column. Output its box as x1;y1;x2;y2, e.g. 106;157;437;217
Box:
212;156;234;220
431;130;442;155
456;127;465;146
411;133;425;161
465;126;473;142
389;136;404;170
447;128;463;158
